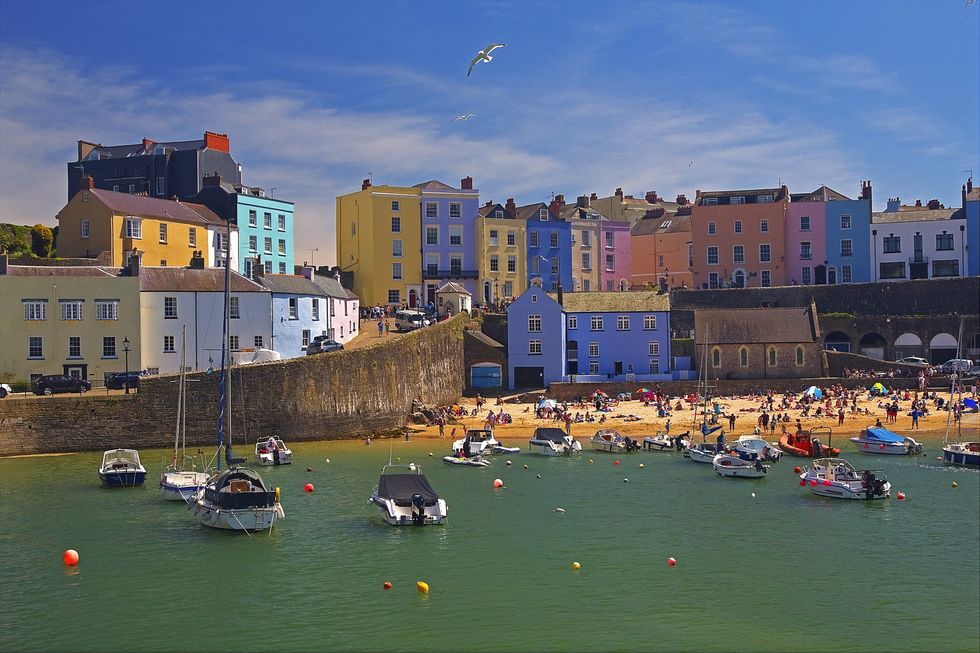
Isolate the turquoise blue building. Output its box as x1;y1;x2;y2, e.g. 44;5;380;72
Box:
189;174;295;275
965;178;979;277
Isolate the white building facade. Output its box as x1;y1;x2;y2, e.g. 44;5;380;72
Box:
871;205;969;282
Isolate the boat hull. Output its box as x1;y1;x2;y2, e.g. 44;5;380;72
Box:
686;446;716;464
591;441;625;453
778;434;841;458
442;455;491;467
160;470;209;501
850;438;913;455
942;443;980;468
370;497;448;526
191;500;278;530
99;470;146;487
255;451;293;466
712;454;768;478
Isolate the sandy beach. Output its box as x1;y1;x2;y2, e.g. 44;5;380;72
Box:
409;386;980;446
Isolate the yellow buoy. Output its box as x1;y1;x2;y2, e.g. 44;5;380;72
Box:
416;581;429;594
571;561;581;570
952;481;958;488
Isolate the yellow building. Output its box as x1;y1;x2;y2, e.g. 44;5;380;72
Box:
0;257;141;386
336;180;421;306
56;179;235;269
476;201;527;304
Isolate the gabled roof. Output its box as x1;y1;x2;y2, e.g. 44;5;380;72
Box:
790;185;851;202
479;203;511;219
872;208;963;224
85;189;229;226
3;265;122;278
311;274;351;299
695;186;788;205
557;204;609;222
516;202;552;221
695;306;818;344
413;180;459;191
630;213;691;236
465;330;504;349
138;267;267;292
437;281;470;295
256;274;326;296
551;290;670;313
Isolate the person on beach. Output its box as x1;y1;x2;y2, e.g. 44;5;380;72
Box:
385;320;391;336
910;407;921;429
377;320;384;337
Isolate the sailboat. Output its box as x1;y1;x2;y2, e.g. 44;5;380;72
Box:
942;318;980;468
160;327;210;501
190;221;284;531
685;326;723;464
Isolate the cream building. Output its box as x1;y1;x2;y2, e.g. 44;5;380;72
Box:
476;200;527;303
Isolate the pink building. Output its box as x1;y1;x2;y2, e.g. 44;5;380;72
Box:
600;218;632;291
785;198;827;286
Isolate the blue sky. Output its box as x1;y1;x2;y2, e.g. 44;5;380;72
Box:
1;0;977;265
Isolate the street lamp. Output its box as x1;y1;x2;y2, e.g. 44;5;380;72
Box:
123;337;131;395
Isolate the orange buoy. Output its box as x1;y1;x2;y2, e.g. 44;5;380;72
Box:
667;557;677;567
383;581;393;590
304;483;314;493
63;549;79;566
493;478;504;488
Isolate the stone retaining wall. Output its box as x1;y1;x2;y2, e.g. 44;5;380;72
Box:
0;315;466;455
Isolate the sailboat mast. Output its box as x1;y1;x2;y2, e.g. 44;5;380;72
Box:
216;219;232;471
180;326;187;462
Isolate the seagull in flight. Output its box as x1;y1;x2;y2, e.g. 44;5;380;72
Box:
468;43;506;77
454;113;476;121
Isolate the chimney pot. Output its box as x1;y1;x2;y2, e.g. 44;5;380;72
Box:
576;195;588;208
967;177;973;193
361;178;372;191
505;198;516;216
615;188;623;198
590;192;597;201
676;194;688;205
645;190;659;204
915;199;922;207
80;176;95;190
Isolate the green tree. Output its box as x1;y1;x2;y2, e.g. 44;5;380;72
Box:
30;224;53;257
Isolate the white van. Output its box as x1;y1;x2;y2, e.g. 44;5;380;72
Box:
941;359;974;374
394;309;431;332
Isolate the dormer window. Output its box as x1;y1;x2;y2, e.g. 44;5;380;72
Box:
758;194;774;203
703;197;718;206
730;196;745;205
494;209;503;218
539;208;548;220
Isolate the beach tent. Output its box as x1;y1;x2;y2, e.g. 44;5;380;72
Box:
870;382;888;395
804;386;823;400
537;399;558;410
963;398;978;411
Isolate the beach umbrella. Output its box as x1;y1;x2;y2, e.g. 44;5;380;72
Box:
537;399;557;410
636;387;652;396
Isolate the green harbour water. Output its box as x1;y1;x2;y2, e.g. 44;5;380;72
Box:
1;435;978;653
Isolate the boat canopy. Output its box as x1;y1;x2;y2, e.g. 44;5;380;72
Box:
377;473;440;507
532;428;570;443
465;429;493;441
864;427;907;444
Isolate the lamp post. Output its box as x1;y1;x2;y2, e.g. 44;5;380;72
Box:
122;337;131;395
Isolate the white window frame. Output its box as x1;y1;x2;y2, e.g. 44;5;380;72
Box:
449;202;461;219
761;270;772;287
708;221;716;235
568;316;578;330
449;225;462;246
426;227;439;246
644;315;657;330
550;232;559;248
229;296;240;319
68;336;81;359
733;245;744;264
507;256;516;273
730;196;745;205
539;208;548;221
125;217;142;239
278;239;286;255
840;239;853;257
392;262;402;280
163;335;175;353
425;202;438;218
248;210;257;227
164;296;178;319
264;212;272;229
617;315;630;331
734;220;742;233
590;315;603;331
391;200;400;212
102;336;117;359
81;219;90;239
648;341;660;356
24;300;46;321
159;223;168;244
61;300;83;321
392;239;403;258
760;243;771;263
278;214;286;231
840;214;851;230
588;342;599;357
264;236;273;254
249;235;258;252
529;339;542;355
28;336;43;359
760;219;769;233
528;315;541;332
589;361;600;375
800;216;811;232
188;227;197;247
707;246;719;265
96;301;118;320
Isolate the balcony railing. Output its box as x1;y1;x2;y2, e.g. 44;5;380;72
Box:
423;269;479;280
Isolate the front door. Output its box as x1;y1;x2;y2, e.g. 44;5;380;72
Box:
614;361;623;376
513;366;544;388
63;364;87;380
827;267;837;284
814;265;827;285
408;289;417;308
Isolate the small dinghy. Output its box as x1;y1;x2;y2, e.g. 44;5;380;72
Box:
685;442;718;464
99;449;147;487
712;452;769;479
591;429;638;453
643;432;689;452
442;454;491;467
254;437;293;466
369;463;447;526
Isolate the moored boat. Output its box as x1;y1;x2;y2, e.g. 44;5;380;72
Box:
733;434;782;462
451;428;520;456
369;463;447;526
528;427;582;456
99;449;147;487
254;437;293;466
160;329;209;501
442;454;491;467
850;426;923;455
779;431;841;458
712;452;769;478
942;441;980;468
685;442;718;464
643;433;688;452
591;429;635;453
192;465;281;530
941;319;979;468
799;458;890;500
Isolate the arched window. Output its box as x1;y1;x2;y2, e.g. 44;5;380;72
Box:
739;346;749;367
711;346;721;367
795;346;805;366
768;346;777;367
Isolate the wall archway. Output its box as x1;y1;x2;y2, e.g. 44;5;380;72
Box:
859;332;887;360
894;333;923;359
824;331;851;352
929;332;958;364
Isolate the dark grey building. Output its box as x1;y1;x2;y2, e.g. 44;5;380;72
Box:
67;131;242;200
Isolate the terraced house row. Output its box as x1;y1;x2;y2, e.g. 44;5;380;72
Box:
336;176;980;307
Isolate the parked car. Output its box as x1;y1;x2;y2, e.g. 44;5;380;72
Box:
0;383;12;398
940;358;975;375
105;371;143;390
306;335;344;355
394;309;431;332
31;375;91;396
895;356;929;367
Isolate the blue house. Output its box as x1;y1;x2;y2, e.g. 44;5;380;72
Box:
416;177;480;303
506;285;673;389
964;178;979;277
256;272;328;360
823;181;873;283
519;202;572;291
189;174;296;276
506;282;566;389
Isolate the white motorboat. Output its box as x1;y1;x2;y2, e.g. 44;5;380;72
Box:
160;329;209;501
369;463;447;526
942;441;980;468
850;427;924;455
528;427;582;456
712;452;769;478
451;428;520;456
685;442;719;464
254;437;293;466
799;458;890;500
99;449;147;487
191;465;283;531
643;432;688;452
733;434;782;462
442;454;491;467
591;429;637;453
941;320;980;468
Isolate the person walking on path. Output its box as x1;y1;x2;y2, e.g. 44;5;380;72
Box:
377;320;384;337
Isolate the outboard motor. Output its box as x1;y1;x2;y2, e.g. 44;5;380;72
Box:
873;478;887;497
411;493;426;526
862;471;876;500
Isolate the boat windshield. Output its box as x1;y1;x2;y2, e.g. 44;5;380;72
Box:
103;449;139;465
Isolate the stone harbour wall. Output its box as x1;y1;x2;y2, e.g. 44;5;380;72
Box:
0;315;466;456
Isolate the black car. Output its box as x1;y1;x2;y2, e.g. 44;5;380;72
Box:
105;371;143;391
31;375;91;396
306;335;344;355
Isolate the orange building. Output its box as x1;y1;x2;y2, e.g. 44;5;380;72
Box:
629;208;693;289
690;186;789;289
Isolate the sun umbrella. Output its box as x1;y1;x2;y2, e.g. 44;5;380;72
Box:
537;399;557;410
636;387;652;395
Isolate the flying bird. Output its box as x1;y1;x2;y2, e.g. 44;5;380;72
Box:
468;43;506;77
688;160;694;167
454;113;477;121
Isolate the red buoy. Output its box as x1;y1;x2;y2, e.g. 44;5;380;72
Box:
63;549;79;566
304;483;314;493
897;491;906;500
493;478;504;488
799;480;806;486
794;466;802;474
823;479;831;486
880;444;886;450
383;581;393;590
667;557;677;567
614;460;621;466
810;479;818;486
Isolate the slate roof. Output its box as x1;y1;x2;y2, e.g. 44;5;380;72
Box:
549;290;670;313
515;202;550;221
790;185;851;202
695;186;788;205
88;138;204;160
630;213;691;236
311;274;351;299
413;180;459;191
138;267;267;292
257;274;326;296
4;266;121;278
87;189;228;226
872;208;963;224
437;281;470;295
479;203;511;219
465;330;504;349
695;306;818;344
345;289;359;300
557;204;608;222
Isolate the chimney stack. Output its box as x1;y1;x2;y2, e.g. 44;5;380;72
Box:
576;195;589;208
614;187;623;198
81;176;95;190
505;198;516;216
676;194;688;205
860;180;872;203
645;190;660;204
557;285;564;305
203;131;230;153
886;197;901;212
460;176;473;190
927;199;942;210
301;265;315;281
968;177;974;193
361;178;372;191
484;200;493;207
590;192;597;201
189;250;206;270
914;199;922;208
548;195;562;216
128;250;142;276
